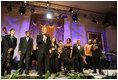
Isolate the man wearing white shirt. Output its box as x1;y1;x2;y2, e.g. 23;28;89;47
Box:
73;39;85;73
36;27;51;77
43;34;46;43
26;36;29;42
19;31;33;75
78;45;80;50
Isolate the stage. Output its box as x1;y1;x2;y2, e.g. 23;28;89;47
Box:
2;69;117;79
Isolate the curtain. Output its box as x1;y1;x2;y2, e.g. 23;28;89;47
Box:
29;14;64;49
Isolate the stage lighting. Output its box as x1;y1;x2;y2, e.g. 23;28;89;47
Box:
92;19;98;24
24;1;27;3
46;11;54;19
7;6;12;12
63;13;68;18
69;8;73;13
46;1;50;7
58;14;63;19
63;15;68;18
72;14;78;22
58;13;68;19
30;8;35;13
19;6;26;15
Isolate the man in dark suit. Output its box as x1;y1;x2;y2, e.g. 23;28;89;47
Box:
1;36;5;55
19;31;33;75
1;28;17;76
36;27;51;76
73;39;85;73
1;27;8;58
91;39;104;74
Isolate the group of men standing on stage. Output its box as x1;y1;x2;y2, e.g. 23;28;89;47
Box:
1;27;104;77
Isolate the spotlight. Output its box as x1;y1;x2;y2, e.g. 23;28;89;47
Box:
7;6;12;12
72;11;74;13
92;19;98;24
46;11;54;19
63;13;68;18
58;13;68;19
46;1;50;7
72;14;78;22
30;8;35;13
69;8;73;13
63;15;68;18
19;6;26;15
58;14;63;19
24;1;27;3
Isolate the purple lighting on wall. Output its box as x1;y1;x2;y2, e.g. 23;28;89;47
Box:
2;15;30;61
102;30;108;52
71;22;86;46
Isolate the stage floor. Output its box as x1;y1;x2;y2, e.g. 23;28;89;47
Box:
9;69;117;79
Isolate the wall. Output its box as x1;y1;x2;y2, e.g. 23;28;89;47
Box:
64;16;105;47
105;26;117;52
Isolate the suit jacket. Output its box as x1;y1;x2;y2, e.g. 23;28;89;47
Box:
36;33;51;54
73;44;85;57
19;37;33;54
1;36;5;54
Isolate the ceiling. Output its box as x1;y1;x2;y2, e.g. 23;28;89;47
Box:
1;1;116;15
1;1;117;26
48;1;116;14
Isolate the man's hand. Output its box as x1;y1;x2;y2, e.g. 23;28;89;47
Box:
85;61;87;65
70;55;72;58
82;56;87;64
49;50;52;54
52;48;55;50
8;48;13;53
19;51;21;55
58;50;62;53
36;47;38;50
43;36;47;40
31;51;33;55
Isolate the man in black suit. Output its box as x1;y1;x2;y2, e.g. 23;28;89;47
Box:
73;39;86;73
1;28;17;76
1;36;5;55
19;31;33;75
91;39;104;74
36;27;51;76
